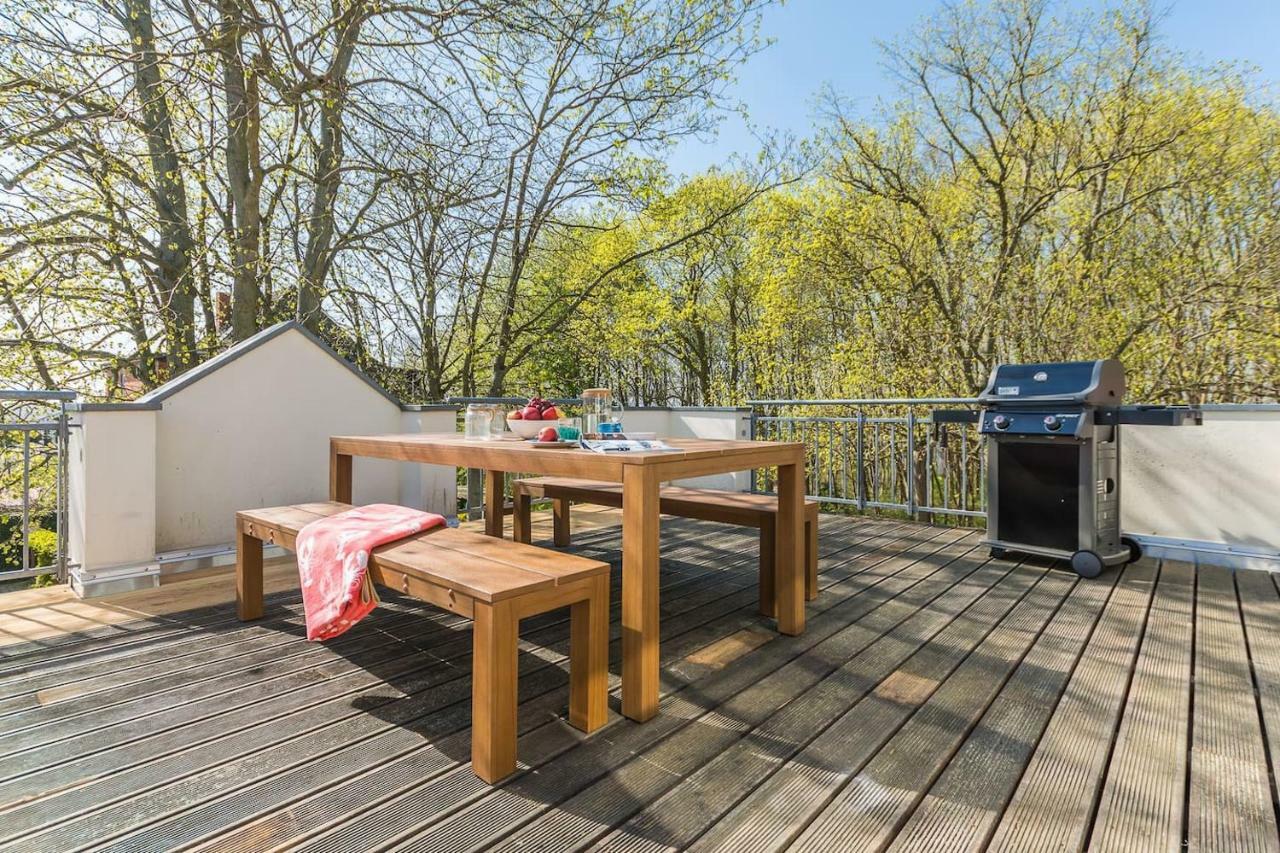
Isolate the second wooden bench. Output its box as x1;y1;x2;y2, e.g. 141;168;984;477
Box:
235;500;610;783
511;478;818;617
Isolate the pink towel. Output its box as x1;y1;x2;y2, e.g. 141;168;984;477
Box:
296;503;446;641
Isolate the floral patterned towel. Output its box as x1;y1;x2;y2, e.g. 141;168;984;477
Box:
296;503;446;641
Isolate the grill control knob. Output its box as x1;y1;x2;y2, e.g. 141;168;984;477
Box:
1043;415;1062;431
992;415;1010;430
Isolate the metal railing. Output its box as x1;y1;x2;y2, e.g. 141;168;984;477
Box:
1;390;75;581
445;397;585;521
748;398;987;521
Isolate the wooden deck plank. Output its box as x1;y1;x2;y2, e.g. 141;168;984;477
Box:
585;557;1045;853
984;559;1157;853
1089;560;1196;853
780;569;1077;852
0;520;679;704
279;531;980;853
0;518;778;849
85;526;967;853
1239;570;1280;853
888;569;1119;853
1;516;1258;853
1189;566;1280;853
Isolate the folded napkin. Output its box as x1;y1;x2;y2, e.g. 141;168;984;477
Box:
295;503;445;641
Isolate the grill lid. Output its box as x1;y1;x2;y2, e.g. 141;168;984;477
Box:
979;360;1125;407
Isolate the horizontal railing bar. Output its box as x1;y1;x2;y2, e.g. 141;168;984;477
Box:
0;422;61;432
916;505;988;518
0;565;56;580
749;398;980;406
759;416;911;425
447;396;583;405
0;390;76;402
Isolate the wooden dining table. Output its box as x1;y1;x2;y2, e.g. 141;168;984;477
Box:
328;433;808;722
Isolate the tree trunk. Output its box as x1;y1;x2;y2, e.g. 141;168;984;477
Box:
299;9;363;331
121;0;196;372
219;0;263;341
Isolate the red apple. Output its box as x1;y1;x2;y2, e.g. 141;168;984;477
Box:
521;405;541;420
541;405;560;420
537;426;559;442
508;410;522;420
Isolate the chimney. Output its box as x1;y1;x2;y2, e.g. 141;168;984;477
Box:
214;291;232;333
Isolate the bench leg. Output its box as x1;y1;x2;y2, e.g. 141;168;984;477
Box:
473;598;518;784
236;526;264;621
806;514;818;601
552;498;571;548
759;523;776;617
569;574;610;732
513;490;532;544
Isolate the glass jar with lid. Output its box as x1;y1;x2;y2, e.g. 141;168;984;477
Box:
464;404;493;440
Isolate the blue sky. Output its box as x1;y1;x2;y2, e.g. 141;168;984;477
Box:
666;0;1280;176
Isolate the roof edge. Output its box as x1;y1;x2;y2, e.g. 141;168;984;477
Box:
135;320;403;409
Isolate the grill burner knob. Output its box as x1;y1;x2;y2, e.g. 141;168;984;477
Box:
992;415;1010;430
1043;415;1062;431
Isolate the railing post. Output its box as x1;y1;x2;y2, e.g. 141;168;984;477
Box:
856;409;866;511
906;410;916;519
21;431;31;573
748;407;758;494
58;402;68;581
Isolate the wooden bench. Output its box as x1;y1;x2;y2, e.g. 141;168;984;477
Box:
234;501;609;784
511;478;818;617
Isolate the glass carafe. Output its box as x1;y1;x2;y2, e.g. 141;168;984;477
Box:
582;388;623;435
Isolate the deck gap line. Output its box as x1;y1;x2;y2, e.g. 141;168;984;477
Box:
967;563;1126;853
0;515;637;672
1181;560;1199;850
0;520;764;757
460;549;1005;853
677;559;1062;853
1077;558;1163;852
0;602;475;762
780;562;1066;853
1236;568;1280;840
21;523;938;852
88;534;972;853
235;533;982;853
0;543;769;827
245;537;986;853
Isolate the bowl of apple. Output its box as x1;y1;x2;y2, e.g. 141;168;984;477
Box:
506;397;563;439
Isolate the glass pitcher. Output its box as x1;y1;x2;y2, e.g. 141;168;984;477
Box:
581;388;624;435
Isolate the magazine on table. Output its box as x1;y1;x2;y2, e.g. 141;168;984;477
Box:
579;438;678;453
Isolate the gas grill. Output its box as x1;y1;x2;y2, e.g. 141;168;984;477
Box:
936;360;1199;578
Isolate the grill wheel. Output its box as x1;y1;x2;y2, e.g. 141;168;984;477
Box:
1070;550;1105;578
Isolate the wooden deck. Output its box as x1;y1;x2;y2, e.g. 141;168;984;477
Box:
1;509;1279;852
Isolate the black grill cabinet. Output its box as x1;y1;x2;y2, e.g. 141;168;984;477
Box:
937;360;1198;578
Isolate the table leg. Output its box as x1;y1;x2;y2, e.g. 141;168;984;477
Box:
776;454;806;635
621;464;660;722
330;447;353;503
484;469;505;538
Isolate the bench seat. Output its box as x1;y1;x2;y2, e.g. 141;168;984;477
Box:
511;478;818;617
235;501;609;783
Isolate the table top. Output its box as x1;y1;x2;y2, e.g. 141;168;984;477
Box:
330;433;803;476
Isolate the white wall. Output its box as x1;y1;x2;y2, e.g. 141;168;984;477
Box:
66;324;458;596
67;408;157;593
398;409;460;516
153;329;404;551
1124;408;1280;568
623;407;754;490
